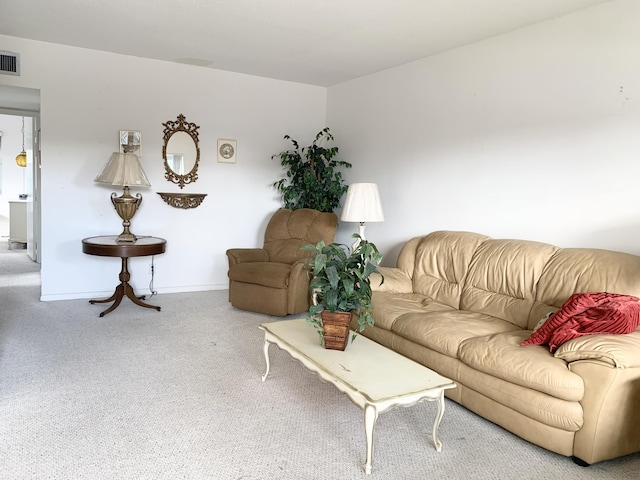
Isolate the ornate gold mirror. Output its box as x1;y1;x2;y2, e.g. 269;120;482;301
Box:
162;114;200;189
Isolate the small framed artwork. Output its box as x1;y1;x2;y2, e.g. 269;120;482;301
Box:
217;139;236;163
120;130;142;156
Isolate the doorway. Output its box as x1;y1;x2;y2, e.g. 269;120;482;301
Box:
0;84;41;265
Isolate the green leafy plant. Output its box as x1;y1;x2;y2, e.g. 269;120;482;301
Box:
272;127;352;213
302;235;384;339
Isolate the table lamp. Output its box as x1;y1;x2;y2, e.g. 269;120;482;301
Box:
94;152;151;243
340;183;384;249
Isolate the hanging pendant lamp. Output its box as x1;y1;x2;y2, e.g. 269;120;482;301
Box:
15;116;27;167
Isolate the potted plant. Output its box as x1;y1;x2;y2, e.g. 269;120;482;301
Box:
302;235;384;350
272;127;352;213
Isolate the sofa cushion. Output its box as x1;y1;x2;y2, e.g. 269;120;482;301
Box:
391;310;520;358
554;331;640;368
457;363;584;431
460;239;559;329
535;248;640;311
459;331;584;402
411;231;490;309
371;292;454;331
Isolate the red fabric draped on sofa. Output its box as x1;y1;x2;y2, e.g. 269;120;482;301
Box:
521;292;640;352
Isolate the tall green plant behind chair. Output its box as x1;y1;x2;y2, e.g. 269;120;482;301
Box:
272;127;352;213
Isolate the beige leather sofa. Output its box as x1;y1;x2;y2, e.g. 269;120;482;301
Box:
359;230;640;465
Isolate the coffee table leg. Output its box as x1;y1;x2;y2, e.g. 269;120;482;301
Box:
261;338;271;382
432;390;446;452
364;403;378;474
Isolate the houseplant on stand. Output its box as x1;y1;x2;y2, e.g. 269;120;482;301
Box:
272;127;352;213
302;235;383;350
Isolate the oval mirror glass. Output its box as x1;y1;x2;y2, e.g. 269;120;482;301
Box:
166;131;197;175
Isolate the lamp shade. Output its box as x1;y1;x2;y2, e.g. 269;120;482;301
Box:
94;152;151;187
340;183;384;223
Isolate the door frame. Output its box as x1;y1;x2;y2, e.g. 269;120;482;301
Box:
0;105;41;263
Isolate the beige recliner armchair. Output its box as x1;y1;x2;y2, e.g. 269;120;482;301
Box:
226;208;338;316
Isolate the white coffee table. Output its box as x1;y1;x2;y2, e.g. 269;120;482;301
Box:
259;319;456;474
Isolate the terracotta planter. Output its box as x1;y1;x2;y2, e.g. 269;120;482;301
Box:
321;310;352;351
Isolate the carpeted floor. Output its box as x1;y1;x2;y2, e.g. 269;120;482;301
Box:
0;241;38;287
0;250;639;479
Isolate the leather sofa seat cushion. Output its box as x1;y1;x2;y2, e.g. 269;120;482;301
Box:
457;362;584;431
391;311;520;358
459;331;584;402
371;292;455;331
228;262;292;289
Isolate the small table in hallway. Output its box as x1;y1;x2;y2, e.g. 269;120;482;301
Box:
82;235;166;317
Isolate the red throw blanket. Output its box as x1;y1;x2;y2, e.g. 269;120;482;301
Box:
521;292;640;352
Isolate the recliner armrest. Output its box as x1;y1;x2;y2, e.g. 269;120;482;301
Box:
226;248;269;265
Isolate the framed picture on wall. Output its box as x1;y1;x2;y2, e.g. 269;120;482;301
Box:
120;130;142;156
217;139;237;163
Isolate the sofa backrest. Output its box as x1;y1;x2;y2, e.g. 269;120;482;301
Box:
531;248;640;329
409;231;490;309
263;208;338;264
403;230;640;331
460;239;559;329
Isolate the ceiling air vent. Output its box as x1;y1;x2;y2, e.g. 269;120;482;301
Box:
0;51;20;76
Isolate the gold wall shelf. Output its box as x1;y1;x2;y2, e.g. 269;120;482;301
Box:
157;192;207;209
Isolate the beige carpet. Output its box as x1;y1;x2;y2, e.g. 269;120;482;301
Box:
0;240;38;286
0;252;638;479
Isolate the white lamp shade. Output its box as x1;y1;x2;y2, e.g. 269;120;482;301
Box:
340;183;384;222
94;152;151;187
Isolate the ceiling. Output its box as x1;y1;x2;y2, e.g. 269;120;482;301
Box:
0;0;611;87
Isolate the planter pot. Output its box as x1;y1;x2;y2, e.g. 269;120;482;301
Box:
321;310;352;351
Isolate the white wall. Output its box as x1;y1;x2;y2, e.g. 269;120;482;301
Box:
328;0;640;264
0;35;327;300
2;0;639;300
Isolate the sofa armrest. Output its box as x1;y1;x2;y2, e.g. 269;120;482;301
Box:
554;331;640;368
371;266;412;294
569;358;640;464
226;248;269;265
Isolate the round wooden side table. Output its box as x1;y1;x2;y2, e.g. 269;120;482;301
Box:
82;235;166;317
